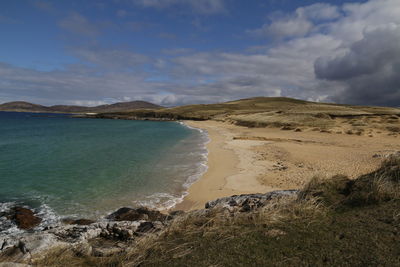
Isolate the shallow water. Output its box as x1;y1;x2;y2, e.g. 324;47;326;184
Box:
0;112;208;233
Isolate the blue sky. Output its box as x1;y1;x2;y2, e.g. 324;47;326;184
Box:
1;0;399;106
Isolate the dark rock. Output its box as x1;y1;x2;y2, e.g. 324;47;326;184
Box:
17;241;28;254
137;221;164;234
228;199;238;206
137;222;155;233
9;207;42;230
240;198;265;212
62;218;95;225
106;207;169;222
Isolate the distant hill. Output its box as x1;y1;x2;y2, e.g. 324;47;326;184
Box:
88;97;400;135
0;100;162;113
0;101;52;112
92;96;400;121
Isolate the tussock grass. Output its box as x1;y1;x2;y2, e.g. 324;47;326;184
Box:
231;112;335;129
32;246;122;267
122;196;325;266
300;155;400;208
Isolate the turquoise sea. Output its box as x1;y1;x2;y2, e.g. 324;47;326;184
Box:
0;112;208;233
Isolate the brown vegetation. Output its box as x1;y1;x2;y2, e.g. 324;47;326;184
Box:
91;97;400;136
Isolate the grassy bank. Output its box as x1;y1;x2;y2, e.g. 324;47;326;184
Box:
33;155;400;266
89;97;400;136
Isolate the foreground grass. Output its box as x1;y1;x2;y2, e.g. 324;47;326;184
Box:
35;156;400;266
127;201;400;266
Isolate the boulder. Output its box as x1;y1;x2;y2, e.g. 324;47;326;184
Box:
51;225;103;243
106;207;170;222
99;221;141;240
137;222;155;233
9;207;42;230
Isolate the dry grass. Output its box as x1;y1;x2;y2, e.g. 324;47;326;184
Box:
299;155;400;208
231;112;335;129
122;196;325;266
33;247;120;267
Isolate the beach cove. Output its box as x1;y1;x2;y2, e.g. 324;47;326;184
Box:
176;120;400;211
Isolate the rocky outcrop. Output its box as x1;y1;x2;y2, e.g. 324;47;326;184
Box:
0;208;175;262
0;190;296;263
0;221;152;262
107;207;171;222
205;190;298;211
6;207;42;230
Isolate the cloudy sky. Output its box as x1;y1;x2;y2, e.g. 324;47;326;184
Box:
0;0;399;107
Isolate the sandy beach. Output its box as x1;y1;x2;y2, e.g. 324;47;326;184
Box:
175;120;400;211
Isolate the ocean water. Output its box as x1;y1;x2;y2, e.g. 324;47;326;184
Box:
0;112;208;233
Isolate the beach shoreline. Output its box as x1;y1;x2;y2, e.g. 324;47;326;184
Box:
174;120;400;211
174;120;279;211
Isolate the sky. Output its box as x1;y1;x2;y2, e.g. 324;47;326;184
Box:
0;0;399;107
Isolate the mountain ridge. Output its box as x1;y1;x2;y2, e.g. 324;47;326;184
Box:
0;100;162;113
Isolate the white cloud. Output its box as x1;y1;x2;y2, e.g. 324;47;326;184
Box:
250;17;313;39
2;0;400;107
300;3;340;20
165;0;400;106
249;3;340;40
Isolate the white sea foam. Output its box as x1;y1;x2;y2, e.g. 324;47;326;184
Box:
0;201;23;236
0;201;61;237
134;121;210;211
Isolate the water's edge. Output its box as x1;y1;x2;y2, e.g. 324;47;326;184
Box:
128;121;210;211
0;119;210;236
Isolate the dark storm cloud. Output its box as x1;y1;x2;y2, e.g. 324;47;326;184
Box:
315;25;400;106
